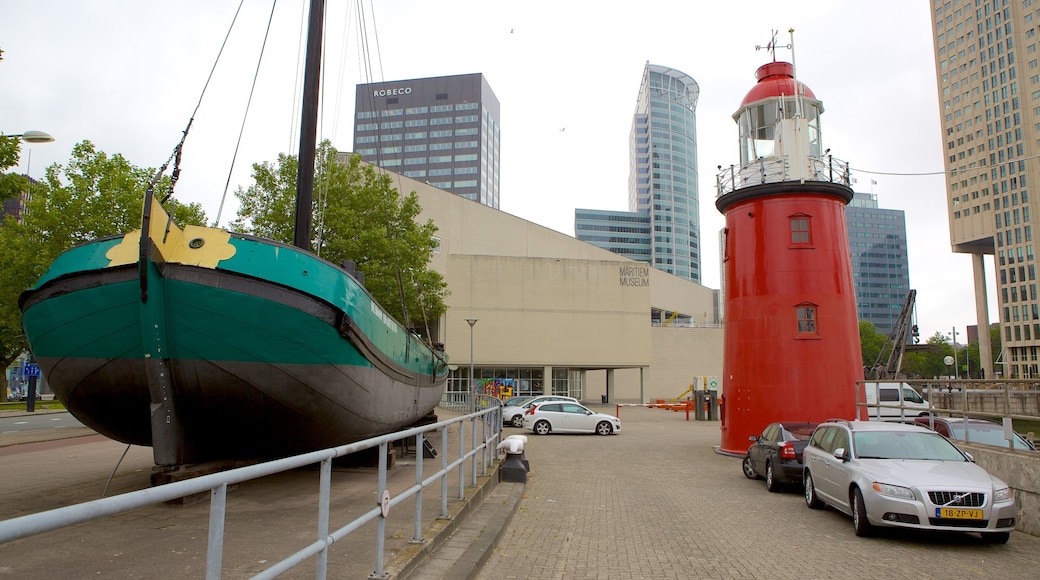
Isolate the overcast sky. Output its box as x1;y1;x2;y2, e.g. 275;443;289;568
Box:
1;1;988;343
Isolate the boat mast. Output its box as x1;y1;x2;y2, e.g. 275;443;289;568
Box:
294;0;324;250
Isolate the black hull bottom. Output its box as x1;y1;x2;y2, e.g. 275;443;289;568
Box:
41;355;443;465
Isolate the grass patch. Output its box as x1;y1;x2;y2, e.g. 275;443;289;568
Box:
1014;418;1040;438
0;400;66;412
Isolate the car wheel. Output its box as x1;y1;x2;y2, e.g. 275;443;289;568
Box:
765;462;781;493
595;421;613;436
852;488;873;537
510;414;525;428
741;455;759;480
533;420;551;435
804;472;823;509
981;532;1010;544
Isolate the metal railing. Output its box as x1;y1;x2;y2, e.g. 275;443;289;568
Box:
0;395;503;579
855;380;1040;447
716;154;852;197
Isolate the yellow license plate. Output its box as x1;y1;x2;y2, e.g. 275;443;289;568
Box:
938;507;983;519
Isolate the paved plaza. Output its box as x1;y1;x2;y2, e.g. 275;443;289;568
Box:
477;405;1040;580
2;406;1040;578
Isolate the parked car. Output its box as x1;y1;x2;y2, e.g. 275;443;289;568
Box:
912;416;1037;452
502;395;578;427
802;420;1017;543
521;401;621;436
502;395;534;408
741;422;818;492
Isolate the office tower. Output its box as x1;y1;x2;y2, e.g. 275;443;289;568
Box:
573;208;652;263
928;0;1039;378
629;63;702;283
353;73;501;208
846;192;911;336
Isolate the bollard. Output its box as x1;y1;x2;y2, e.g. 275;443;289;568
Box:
497;435;529;483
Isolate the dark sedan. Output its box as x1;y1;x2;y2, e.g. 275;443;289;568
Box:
741;422;818;492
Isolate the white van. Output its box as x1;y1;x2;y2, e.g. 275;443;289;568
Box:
860;382;930;421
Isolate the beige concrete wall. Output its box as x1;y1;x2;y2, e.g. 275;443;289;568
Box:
956;441;1040;537
585;326;724;402
650;268;719;326
375;160;720;399
446;254;650;368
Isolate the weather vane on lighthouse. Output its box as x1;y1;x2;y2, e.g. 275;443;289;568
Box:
755;29;794;62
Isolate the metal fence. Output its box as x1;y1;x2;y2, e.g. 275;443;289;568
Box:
0;395;503;579
715;154;852;197
855;379;1040;445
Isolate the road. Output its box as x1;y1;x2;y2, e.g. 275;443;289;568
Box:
0;411;83;433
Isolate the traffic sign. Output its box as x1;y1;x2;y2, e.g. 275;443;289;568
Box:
23;363;40;378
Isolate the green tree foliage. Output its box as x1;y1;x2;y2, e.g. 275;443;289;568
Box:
0;140;207;387
232;143;448;336
0;135;29;208
859;321;887;376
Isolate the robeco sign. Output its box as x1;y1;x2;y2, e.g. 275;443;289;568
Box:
374;87;412;97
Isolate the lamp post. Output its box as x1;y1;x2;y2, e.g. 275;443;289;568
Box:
951;327;959;380
3;130;55;195
465;318;478;411
6;131;56;144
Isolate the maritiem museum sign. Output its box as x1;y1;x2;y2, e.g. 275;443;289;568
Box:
619;265;649;287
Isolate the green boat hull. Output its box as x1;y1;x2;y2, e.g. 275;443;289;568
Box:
20;225;448;466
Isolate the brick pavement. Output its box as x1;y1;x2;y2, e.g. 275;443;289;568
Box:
477;405;1040;580
4;407;1040;579
0;408;497;579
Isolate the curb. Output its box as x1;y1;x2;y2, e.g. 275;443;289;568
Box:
387;464;525;580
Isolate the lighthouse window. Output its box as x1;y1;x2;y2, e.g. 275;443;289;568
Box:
790;216;812;245
797;305;818;334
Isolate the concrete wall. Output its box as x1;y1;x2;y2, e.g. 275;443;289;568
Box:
924;390;1040;416
955;442;1040;537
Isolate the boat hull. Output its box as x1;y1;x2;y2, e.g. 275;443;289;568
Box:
21;221;447;465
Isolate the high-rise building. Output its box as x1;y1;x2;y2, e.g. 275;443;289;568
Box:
927;0;1040;379
846;192;911;336
629;63;702;283
353;73;501;208
573;208;652;263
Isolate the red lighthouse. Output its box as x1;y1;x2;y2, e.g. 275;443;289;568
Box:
715;52;861;455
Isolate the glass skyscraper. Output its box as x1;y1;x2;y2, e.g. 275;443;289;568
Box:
846;192;911;336
353;73;501;208
629;63;701;283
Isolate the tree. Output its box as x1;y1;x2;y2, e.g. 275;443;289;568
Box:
1;135;29;209
859;321;887;376
0;141;207;392
232;143;448;336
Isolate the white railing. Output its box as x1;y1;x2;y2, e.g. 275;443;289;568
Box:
716;154;851;197
0;396;503;579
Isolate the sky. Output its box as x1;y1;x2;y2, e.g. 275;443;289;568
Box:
0;0;991;343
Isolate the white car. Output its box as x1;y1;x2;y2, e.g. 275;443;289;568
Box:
502;395;578;427
521;401;621;436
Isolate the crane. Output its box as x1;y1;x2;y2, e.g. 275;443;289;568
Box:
865;289;920;380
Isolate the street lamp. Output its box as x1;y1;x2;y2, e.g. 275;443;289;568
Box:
465;318;478;411
6;130;55;144
3;130;55;184
951;327;959;380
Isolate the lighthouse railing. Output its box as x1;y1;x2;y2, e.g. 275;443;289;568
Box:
716;154;851;197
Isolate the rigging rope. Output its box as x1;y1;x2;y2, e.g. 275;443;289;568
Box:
157;0;247;207
214;0;280;228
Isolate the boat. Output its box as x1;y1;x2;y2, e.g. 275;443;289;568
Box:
17;0;449;468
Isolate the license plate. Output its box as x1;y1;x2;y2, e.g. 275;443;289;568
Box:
937;507;983;519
